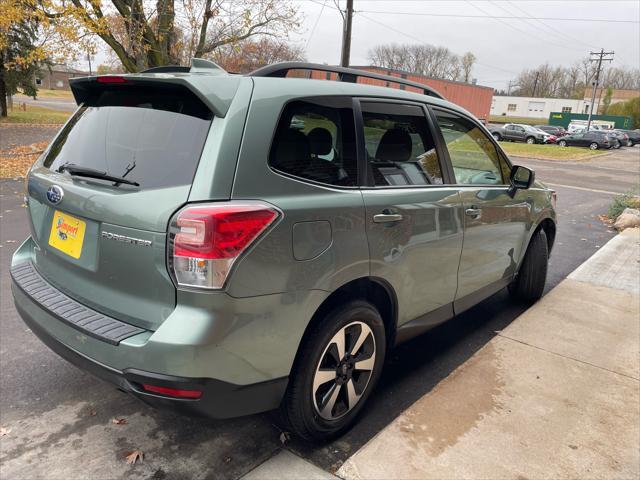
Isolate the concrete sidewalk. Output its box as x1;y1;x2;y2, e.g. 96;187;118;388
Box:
338;228;640;480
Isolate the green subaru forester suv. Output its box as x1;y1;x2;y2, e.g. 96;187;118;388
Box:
11;59;556;441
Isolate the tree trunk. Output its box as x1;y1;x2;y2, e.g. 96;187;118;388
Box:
0;54;7;117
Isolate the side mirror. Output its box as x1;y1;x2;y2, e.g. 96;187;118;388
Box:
508;165;535;197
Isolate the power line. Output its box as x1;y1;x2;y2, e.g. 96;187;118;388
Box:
464;0;586;52
503;0;599;49
356;9;639;24
358;13;520;76
305;0;328;50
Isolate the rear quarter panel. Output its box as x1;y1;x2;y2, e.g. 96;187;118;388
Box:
226;81;369;298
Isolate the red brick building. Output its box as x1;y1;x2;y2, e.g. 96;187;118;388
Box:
299;65;494;123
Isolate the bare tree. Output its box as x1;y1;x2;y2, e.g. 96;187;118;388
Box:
210;37;304;73
461;52;475;83
368;43;475;82
509;58;639;99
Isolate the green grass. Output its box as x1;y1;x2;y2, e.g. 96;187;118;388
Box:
0;106;71;124
490;115;547;126
499;142;606;160
33;89;74;99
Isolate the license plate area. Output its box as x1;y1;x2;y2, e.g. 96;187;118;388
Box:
48;210;86;259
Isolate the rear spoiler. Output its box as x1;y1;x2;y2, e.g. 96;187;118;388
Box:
69;59;241;117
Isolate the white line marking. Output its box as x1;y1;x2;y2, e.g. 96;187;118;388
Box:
545;183;622;195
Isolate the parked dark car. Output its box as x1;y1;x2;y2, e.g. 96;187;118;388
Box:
490;123;549;144
615;129;640;146
557;131;612;150
609;130;632;147
535;125;567;137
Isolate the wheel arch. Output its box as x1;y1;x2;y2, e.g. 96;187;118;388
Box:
291;277;398;372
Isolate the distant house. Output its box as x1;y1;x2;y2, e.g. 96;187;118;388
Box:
491;96;595;119
35;66;90;90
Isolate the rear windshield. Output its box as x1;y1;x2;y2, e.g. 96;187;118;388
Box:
42;86;213;189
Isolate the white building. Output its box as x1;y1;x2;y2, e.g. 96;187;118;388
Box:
491;96;597;120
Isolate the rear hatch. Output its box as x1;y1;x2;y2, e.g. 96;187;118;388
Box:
26;80;223;330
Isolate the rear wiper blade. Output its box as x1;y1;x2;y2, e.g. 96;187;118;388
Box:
57;163;140;187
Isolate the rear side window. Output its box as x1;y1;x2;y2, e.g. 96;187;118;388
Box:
269;98;357;186
361;102;443;186
42;86;212;189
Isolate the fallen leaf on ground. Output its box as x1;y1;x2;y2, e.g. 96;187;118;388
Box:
0;427;11;436
0;141;49;178
224;456;232;464
279;431;291;444
88;410;97;416
125;450;144;464
111;417;128;425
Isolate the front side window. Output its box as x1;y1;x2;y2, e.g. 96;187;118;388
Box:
269;98;357;186
434;109;506;186
361;102;443;186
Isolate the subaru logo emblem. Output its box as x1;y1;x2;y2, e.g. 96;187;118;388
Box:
46;185;64;204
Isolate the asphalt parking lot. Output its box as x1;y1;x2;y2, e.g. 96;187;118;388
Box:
1;144;637;479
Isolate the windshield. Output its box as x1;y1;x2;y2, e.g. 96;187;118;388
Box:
42;86;213;189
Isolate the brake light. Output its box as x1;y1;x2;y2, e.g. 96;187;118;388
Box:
170;203;279;289
551;192;557;209
97;76;127;84
142;384;202;399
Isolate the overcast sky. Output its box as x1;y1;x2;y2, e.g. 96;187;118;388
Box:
288;0;640;90
80;0;639;91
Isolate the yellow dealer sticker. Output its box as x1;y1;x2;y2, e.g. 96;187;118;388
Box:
48;211;86;259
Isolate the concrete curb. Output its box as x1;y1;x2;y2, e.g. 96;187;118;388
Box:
337;228;640;480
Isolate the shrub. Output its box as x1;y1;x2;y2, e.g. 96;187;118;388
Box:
608;192;640;219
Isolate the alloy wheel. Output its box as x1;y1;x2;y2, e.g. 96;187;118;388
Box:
590;142;598;150
312;321;376;420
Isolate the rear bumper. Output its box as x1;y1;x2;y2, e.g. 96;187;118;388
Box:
12;279;288;418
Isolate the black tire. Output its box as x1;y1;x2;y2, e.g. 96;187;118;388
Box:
280;300;386;441
509;229;548;303
526;136;536;144
558;140;567;147
589;142;599;150
492;132;502;141
626;140;633;147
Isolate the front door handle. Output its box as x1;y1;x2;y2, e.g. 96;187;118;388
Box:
465;208;482;219
373;213;404;223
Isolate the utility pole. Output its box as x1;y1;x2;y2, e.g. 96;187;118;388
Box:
586;48;614;131
340;0;354;67
531;70;540;97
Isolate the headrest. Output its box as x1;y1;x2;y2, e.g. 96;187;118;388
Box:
375;128;412;163
272;129;310;173
308;128;333;156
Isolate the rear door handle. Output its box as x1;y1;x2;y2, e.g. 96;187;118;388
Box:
465;208;482;218
373;213;404;223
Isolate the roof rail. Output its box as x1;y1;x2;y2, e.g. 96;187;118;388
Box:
248;62;444;99
142;58;226;75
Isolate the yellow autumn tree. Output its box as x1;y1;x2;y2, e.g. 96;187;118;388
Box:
33;0;301;73
0;0;94;116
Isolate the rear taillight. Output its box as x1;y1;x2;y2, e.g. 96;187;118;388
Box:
170;202;279;289
551;191;557;209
